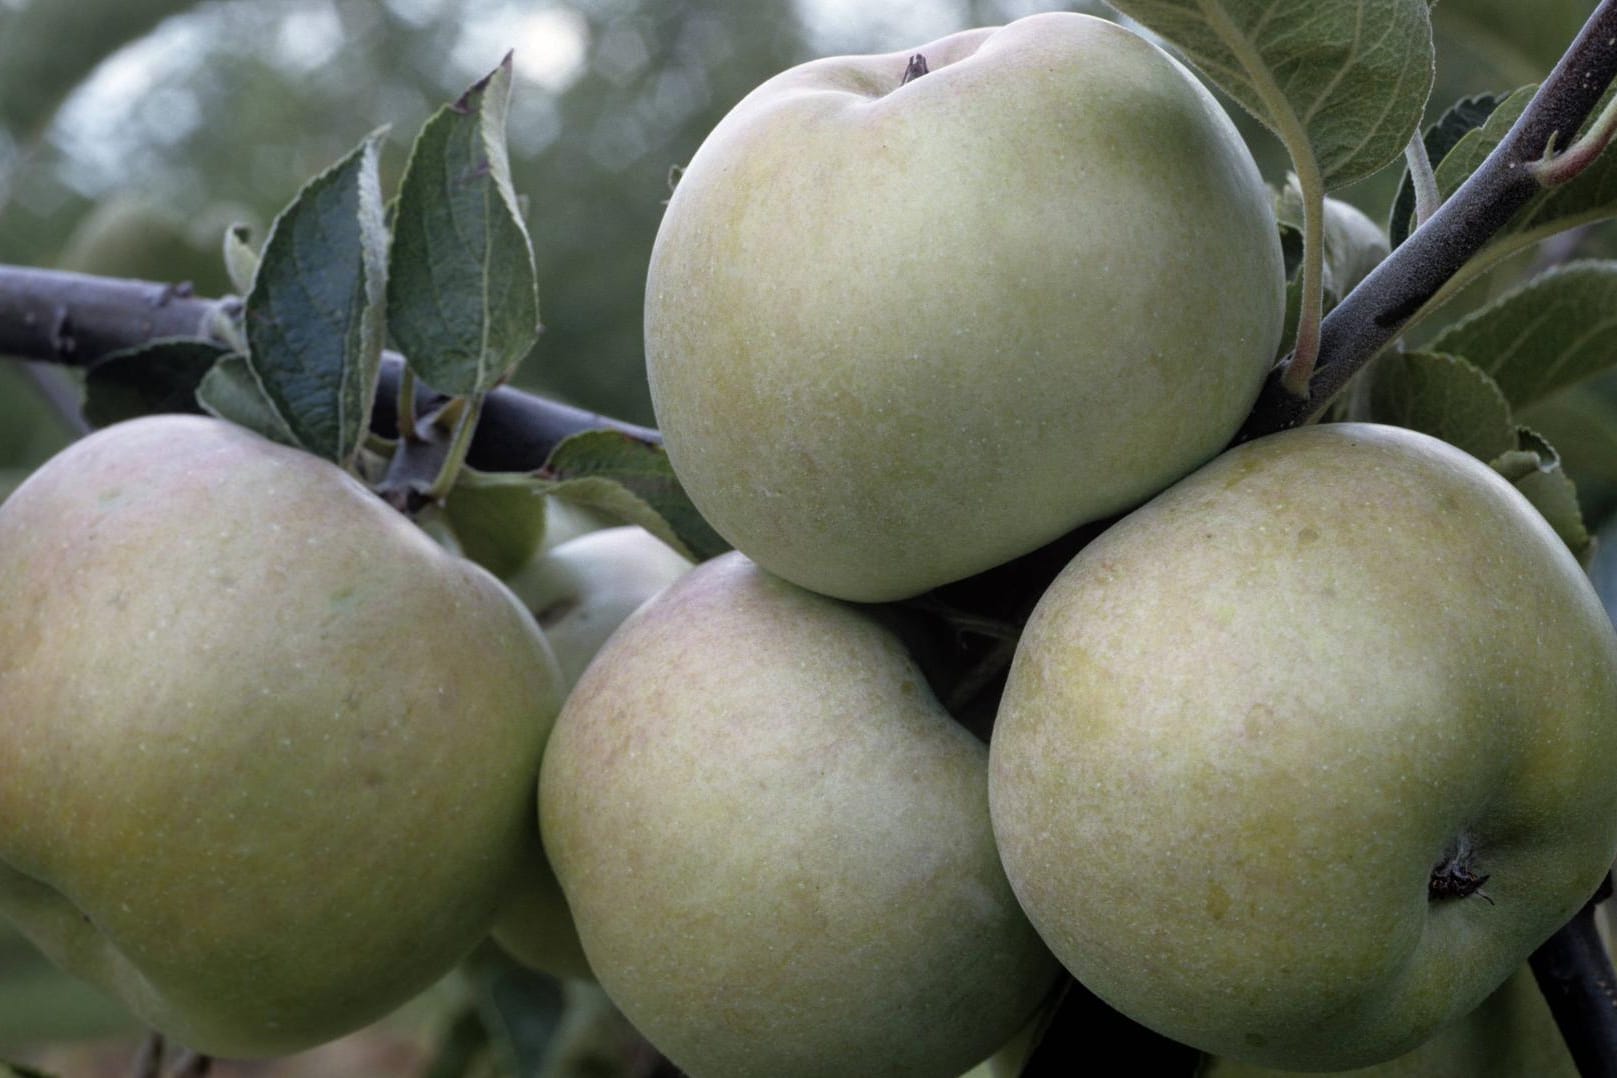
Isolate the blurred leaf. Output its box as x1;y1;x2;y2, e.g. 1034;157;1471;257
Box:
1108;0;1434;188
223;223;259;297
1490;427;1591;560
0;0;203;136
1427;260;1617;409
1590;512;1617;623
443;469;551;578
540;431;728;562
244;128;390;467
388;55;540;396
470;949;567;1078
1;1061;57;1078
195;353;297;447
1365;350;1517;460
82;338;227;428
1389;92;1505;247
423;1002;491;1078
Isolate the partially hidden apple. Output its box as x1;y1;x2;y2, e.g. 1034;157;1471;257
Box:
539;552;1060;1076
0;415;565;1057
489;526;692;979
1204;962;1579;1077
988;422;1617;1070
503;525;694;692
645;10;1285;602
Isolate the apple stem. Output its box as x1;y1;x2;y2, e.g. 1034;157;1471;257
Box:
901;53;929;85
1404;125;1442;229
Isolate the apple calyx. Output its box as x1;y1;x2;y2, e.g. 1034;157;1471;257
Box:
1430;837;1494;905
901;53;929;84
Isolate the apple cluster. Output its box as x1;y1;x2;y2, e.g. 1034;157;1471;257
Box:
2;10;1617;1078
545;9;1617;1076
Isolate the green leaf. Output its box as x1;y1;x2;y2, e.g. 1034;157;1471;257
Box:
195;353;298;447
442;468;552;578
244;128;390;467
1519;383;1617;524
82;337;228;428
1364;350;1517;461
1428;83;1617;254
388;55;540;396
1490;426;1591;561
1389;92;1505;248
1426;260;1617;411
540;430;729;562
1108;0;1434;188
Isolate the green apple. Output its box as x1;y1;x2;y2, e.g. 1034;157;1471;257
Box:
503;526;694;691
539;552;1060;1076
0;415;564;1058
989;422;1617;1070
488;526;691;979
645;11;1285;603
1203;963;1578;1077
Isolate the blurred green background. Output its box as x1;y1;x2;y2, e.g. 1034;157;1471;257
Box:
0;0;1612;1072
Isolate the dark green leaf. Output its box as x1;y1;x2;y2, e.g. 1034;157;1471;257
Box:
1519;383;1617;524
541;430;728;562
1490;426;1591;561
443;468;552;578
1364;350;1516;461
1389;92;1505;248
1108;0;1434;188
465;945;567;1078
244;128;389;466
195;353;298;448
1427;260;1617;410
82;337;228;428
1427;84;1617;253
388;55;540;396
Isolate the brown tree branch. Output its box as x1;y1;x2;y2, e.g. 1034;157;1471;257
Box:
1237;0;1617;441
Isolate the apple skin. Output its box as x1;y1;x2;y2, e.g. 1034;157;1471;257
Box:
1204;963;1577;1077
539;552;1060;1077
504;526;694;692
645;11;1285;603
0;415;565;1057
988;422;1617;1070
488;526;692;979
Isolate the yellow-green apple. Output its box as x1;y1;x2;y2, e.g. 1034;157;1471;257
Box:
1204;963;1578;1077
644;11;1285;603
539;552;1060;1076
989;422;1617;1070
488;526;691;979
0;415;564;1057
503;525;693;691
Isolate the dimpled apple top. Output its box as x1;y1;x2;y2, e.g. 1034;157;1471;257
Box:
645;11;1284;603
0;415;563;1057
988;423;1617;1070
